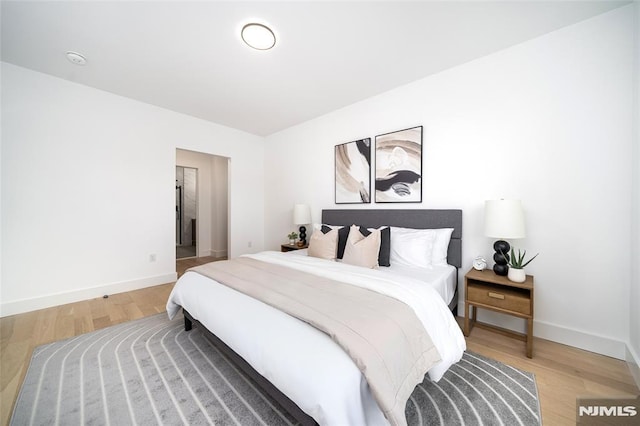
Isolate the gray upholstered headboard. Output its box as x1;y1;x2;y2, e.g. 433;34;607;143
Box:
321;209;462;268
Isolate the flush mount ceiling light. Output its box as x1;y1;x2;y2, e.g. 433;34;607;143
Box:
241;23;276;50
66;51;87;66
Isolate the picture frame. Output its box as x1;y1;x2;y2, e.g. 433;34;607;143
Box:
335;138;371;204
375;126;422;203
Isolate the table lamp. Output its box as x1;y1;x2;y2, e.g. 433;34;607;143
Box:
484;199;525;275
293;204;311;246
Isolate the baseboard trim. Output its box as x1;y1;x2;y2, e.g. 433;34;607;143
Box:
533;319;627;360
0;272;177;318
626;344;640;390
210;249;228;258
458;300;629;360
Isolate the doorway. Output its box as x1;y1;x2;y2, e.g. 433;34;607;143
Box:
175;149;229;262
176;166;197;259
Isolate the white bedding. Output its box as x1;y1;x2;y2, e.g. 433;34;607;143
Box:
167;251;466;425
386;264;457;305
288;248;457;304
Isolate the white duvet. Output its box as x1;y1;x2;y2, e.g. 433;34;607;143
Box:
167;251;466;425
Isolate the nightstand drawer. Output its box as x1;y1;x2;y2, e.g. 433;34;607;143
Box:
467;283;531;315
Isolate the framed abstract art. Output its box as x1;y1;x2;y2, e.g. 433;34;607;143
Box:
335;138;371;204
375;126;422;203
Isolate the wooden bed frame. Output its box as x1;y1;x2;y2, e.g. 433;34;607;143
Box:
183;209;462;425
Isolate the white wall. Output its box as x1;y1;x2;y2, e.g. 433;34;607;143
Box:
211;155;229;258
629;0;640;386
265;6;635;359
0;62;264;316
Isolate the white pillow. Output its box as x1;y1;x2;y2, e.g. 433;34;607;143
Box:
342;225;381;269
389;226;436;269
308;228;338;260
389;226;454;268
431;228;454;266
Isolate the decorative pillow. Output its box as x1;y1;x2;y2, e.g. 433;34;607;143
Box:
358;226;391;267
342;225;381;269
308;228;339;260
431;228;454;266
315;224;350;259
389;226;436;269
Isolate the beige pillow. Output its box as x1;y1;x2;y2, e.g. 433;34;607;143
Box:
308;228;339;260
342;225;381;269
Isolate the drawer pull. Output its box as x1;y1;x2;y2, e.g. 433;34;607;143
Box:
488;292;505;300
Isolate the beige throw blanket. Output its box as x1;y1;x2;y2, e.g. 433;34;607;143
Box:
189;257;441;426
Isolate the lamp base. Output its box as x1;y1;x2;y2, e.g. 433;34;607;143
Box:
493;264;509;276
299;225;307;246
492;240;510;276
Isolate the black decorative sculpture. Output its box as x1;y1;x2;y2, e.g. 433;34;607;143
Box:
492;240;510;276
298;225;307;246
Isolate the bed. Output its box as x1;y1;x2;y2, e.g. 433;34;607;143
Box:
166;209;465;426
321;209;462;313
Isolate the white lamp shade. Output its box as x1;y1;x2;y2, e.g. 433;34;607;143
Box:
484;199;526;239
293;204;311;225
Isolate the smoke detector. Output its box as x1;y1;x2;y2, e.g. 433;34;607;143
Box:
66;51;87;66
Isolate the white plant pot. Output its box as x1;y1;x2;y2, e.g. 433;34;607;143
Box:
508;268;526;283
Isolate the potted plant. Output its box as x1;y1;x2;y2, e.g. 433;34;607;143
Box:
287;231;298;245
502;248;539;283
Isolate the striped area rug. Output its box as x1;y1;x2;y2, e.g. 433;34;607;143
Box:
12;313;541;425
405;352;541;425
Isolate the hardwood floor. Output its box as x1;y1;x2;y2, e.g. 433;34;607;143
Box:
458;319;639;425
0;256;220;426
1;257;637;425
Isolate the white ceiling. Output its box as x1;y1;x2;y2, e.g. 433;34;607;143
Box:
1;1;629;136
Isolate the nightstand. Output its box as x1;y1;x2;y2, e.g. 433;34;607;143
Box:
464;268;534;358
281;244;308;252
